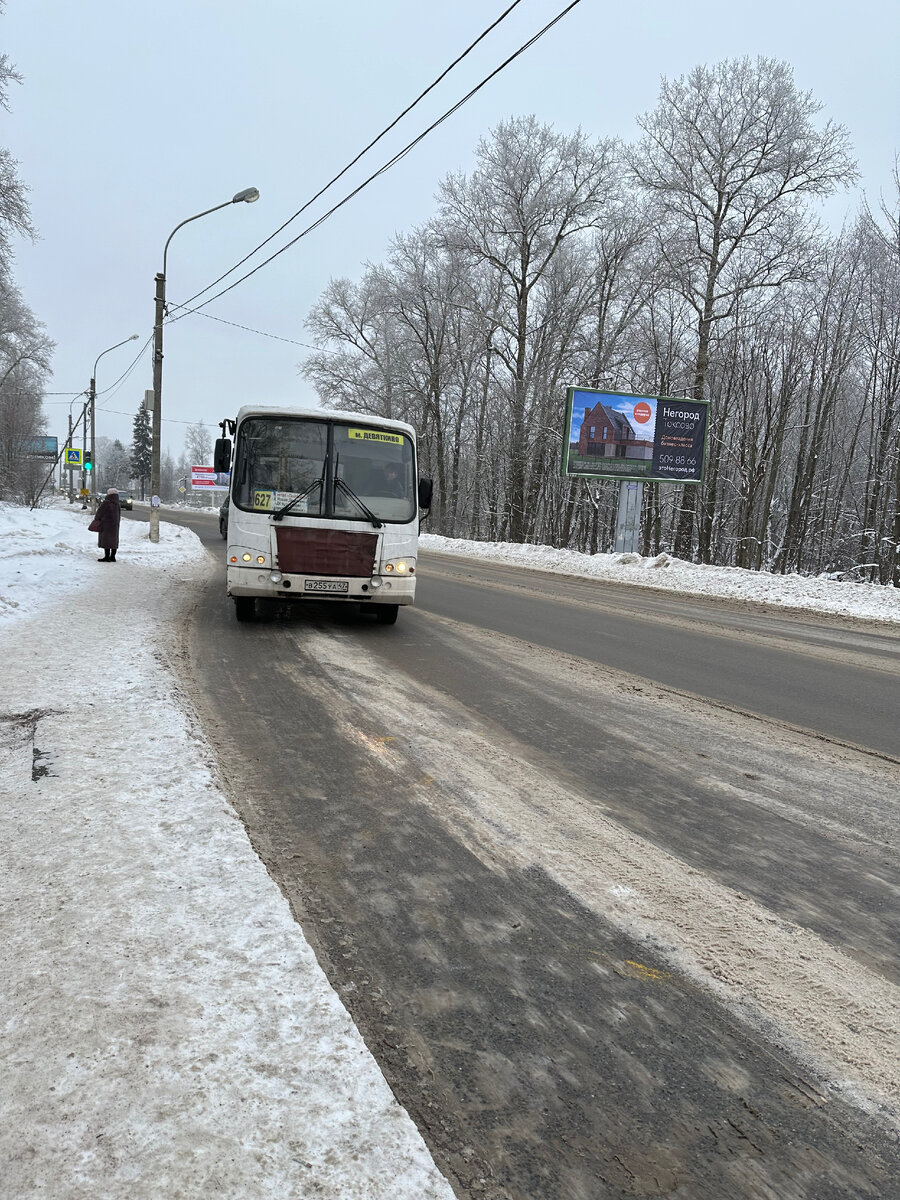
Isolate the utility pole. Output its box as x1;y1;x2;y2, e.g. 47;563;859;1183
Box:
89;374;97;507
149;271;165;543
148;187;259;544
67;410;74;503
81;395;88;506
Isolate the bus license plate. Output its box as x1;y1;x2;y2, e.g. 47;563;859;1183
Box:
304;579;349;594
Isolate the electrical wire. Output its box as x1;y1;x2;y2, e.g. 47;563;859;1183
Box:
38;334;154;405
94;334;154;410
169;0;583;324
186;309;322;349
167;0;527;316
43;2;582;437
98;405;221;427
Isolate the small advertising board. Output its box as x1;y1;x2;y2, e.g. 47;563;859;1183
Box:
190;465;230;491
561;388;709;484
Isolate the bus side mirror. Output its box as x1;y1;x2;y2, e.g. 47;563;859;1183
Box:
418;477;433;511
214;438;232;473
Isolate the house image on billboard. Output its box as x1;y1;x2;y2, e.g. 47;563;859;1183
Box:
574;400;653;461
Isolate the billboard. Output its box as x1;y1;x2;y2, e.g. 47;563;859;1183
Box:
23;436;59;459
191;465;230;491
561;388;709;484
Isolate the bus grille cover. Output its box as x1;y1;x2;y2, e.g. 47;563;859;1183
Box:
275;527;378;577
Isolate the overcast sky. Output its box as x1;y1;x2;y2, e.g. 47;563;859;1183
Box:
5;0;899;460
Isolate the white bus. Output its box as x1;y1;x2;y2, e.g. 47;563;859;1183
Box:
214;405;432;624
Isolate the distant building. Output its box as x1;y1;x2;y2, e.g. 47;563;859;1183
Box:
573;401;652;461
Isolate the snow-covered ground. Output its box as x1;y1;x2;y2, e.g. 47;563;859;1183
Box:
0;501;453;1200
2;499;898;1198
419;534;900;625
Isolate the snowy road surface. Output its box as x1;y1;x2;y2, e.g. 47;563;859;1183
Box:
3;499;900;1199
181;513;900;1197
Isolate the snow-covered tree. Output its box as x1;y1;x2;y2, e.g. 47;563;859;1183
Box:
131;404;152;498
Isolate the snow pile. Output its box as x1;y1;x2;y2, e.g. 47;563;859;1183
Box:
420;534;900;624
0;501;206;623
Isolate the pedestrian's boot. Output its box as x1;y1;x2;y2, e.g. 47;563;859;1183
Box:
98;550;111;562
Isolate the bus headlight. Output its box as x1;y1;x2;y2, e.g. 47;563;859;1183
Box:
382;559;413;575
269;570;283;584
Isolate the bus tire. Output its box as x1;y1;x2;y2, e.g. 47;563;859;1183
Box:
375;604;399;625
234;597;255;622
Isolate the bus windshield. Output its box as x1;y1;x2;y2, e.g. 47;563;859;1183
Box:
232;415;417;524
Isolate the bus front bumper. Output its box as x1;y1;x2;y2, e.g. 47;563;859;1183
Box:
226;565;416;605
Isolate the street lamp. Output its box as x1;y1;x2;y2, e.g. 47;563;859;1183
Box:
148;187;260;543
88;334;140;504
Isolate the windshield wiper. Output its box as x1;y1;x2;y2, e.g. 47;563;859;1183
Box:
334;478;383;528
271;477;321;521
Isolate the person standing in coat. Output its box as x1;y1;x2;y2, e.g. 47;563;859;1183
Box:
95;487;121;562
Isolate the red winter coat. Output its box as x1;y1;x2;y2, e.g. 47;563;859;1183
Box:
95;495;121;550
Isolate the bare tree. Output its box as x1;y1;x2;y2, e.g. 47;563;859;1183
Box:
0;50;36;266
438;116;617;542
628;56;857;559
305;273;408;419
0;29;52;500
184;420;213;467
775;233;864;574
856;171;900;585
0;272;53;392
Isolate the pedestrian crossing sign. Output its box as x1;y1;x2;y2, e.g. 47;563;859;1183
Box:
65;448;82;466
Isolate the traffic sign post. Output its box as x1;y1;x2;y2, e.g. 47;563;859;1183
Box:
64;447;82;504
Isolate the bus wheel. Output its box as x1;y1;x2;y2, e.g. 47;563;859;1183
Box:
375;604;399;625
234;597;255;622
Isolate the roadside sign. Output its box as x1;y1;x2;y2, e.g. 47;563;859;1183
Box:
80;488;89;497
65;448;82;466
23;436;59;459
191;464;230;491
561;387;709;485
178;486;186;493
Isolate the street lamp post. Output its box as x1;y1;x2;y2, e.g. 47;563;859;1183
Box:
149;187;259;543
88;334;139;504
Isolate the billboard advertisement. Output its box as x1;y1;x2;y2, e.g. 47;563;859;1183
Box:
191;465;230;491
23;436;59;459
561;388;709;484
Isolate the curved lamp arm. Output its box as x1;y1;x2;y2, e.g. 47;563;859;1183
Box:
163;187;259;276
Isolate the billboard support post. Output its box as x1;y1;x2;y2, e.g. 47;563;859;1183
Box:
614;481;643;553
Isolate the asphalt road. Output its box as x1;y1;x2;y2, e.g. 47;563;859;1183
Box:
151;507;900;1199
413;552;900;760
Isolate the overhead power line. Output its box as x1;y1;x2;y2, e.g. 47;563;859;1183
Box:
30;337;153;404
169;0;583;325
187;309;322;349
95;335;154;411
168;0;527;317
